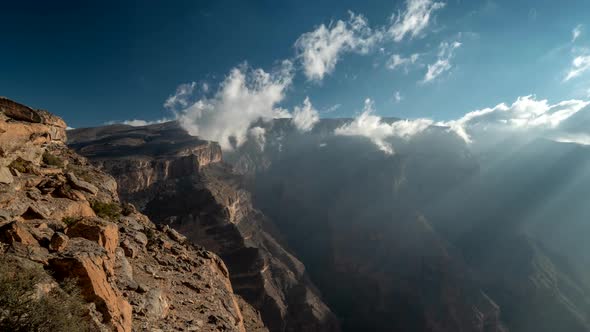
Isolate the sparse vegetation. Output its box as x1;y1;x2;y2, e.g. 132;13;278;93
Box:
0;255;92;332
62;216;80;226
42;151;64;168
121;203;135;216
8;157;33;174
67;165;95;183
145;227;156;246
90;201;121;221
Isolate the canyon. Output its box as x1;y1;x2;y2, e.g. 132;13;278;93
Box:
3;96;590;332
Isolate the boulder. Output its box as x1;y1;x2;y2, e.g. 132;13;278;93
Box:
49;232;69;252
159;224;187;244
120;238;139;258
0;97;66;129
66;172;98;195
0;98;43;123
28;222;55;247
49;199;96;220
139;289;169;320
49;238;132;332
66;217;119;257
0;221;38;246
0;166;13;184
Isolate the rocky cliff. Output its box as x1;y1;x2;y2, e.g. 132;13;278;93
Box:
232;125;508;332
0;97;267;332
68;122;339;332
226;118;590;332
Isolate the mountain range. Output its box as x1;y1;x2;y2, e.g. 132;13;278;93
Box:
2;97;590;331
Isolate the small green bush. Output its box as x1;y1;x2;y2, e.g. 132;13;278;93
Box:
8;158;33;174
42;151;64;168
0;255;92;331
62;216;80;226
91;201;121;221
121;203;135;216
67;165;95;183
145;228;156;246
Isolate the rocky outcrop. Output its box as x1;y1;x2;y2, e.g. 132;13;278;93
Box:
0;98;266;332
49;238;133;332
0;97;66;167
69;122;340;332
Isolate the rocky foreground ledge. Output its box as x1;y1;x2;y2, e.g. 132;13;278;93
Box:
0;97;267;331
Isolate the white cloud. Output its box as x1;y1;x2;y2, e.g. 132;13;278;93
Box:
573;24;583;42
565;55;590;81
294;1;446;81
164;82;197;110
394;91;403;103
175;61;294;150
295;12;382;81
333;95;590;153
335;99;433;154
122;119;170;126
386;53;420;71
422;41;461;83
105;118;171;127
440;95;590;143
292;97;320;132
553;133;590;146
249;126;267;151
389;0;446;42
323;104;342;114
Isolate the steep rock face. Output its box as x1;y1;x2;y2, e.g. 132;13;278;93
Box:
0;98;266;332
223;120;509;332
68;122;339;332
467;234;590;332
227;119;590;332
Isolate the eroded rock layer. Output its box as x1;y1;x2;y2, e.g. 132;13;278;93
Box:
0;98;266;332
68;122;339;332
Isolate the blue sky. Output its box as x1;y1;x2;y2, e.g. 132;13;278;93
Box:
1;0;590;129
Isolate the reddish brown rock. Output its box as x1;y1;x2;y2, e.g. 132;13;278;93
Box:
0;221;38;246
68;122;340;332
0;98;268;332
66;217;119;257
49;232;69;252
49;238;132;332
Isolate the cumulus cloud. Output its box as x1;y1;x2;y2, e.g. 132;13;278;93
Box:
292;97;320;132
440;95;590;143
394;91;403;103
573;24;583;42
386;53;420;71
389;0;446;42
294;1;447;81
295;12;382;81
173;61;294;150
333;95;590;153
335;99;433;154
422;41;461;83
564;55;590;81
